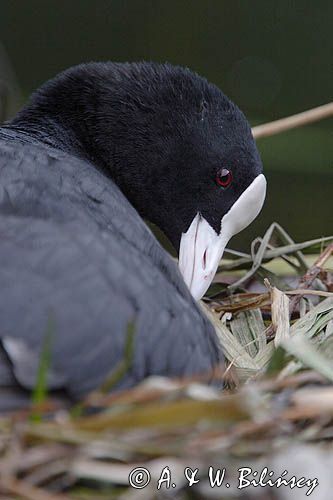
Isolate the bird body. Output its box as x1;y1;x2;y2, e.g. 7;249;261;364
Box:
0;62;265;409
0;129;221;407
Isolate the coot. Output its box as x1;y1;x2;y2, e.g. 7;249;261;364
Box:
0;62;266;409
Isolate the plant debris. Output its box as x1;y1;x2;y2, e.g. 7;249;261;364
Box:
0;225;333;499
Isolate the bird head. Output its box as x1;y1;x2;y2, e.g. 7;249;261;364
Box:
12;62;266;300
100;63;266;299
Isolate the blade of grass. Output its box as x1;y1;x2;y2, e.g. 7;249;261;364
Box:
100;320;136;393
265;280;290;347
31;316;54;421
282;335;333;382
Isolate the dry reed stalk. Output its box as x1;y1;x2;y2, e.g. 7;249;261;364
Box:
252;102;333;139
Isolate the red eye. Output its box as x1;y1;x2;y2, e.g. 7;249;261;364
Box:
216;168;233;188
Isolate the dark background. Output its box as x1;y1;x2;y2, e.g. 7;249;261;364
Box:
0;0;332;249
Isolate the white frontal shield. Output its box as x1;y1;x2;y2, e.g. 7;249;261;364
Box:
179;174;267;300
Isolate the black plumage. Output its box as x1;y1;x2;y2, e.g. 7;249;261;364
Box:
0;62;264;409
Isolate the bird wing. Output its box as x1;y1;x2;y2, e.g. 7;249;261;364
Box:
0;135;223;407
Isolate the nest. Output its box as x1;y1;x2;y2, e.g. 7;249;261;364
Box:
0;223;332;500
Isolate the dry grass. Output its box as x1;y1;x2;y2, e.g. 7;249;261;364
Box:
0;224;332;499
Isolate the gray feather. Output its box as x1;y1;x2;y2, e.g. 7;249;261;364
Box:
0;130;223;409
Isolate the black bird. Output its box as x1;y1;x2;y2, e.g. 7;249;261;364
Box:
0;62;266;409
